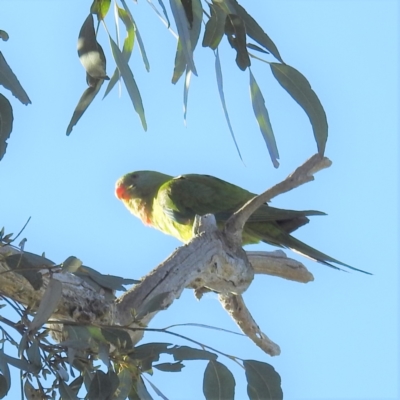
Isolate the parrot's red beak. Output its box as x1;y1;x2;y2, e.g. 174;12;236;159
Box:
115;184;127;200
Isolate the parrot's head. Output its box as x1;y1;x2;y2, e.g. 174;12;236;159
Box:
115;170;171;201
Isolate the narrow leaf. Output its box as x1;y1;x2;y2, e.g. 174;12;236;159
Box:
114;369;132;400
244;360;283;400
144;378;168;400
170;346;217;361
202;2;227;49
215;49;242;160
136;378;154;400
59;380;79;400
183;67;191;124
0;350;10;398
26;340;41;369
146;0;171;28
153;362;184;372
0;93;13;161
120;0;150;72
108;34;147;130
0;52;31;104
77;14;109;80
224;14;250;70
203;360;235;400
169;0;197;75
29;279;62;331
172;40;186;84
229;0;284;63
87;370;114;400
90;0;111;20
249;69;279;168
270;62;328;154
104;4;136;98
66;78;104;135
1;353;36;373
101;327;133;350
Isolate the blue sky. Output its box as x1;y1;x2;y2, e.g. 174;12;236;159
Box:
1;1;398;399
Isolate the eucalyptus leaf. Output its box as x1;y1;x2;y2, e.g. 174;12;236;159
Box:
30;279;62;332
170;346;217;361
90;0;111;20
203;360;235;400
0;52;31;104
101;327;133;350
249;69;279;168
66;78;104;135
153;361;184;372
244;359;283;400
108;34;147;130
202;2;227;49
224;14;250;70
87;370;114;400
215;49;242;160
59;379;79;400
270;62;328;154
114;368;132;400
0;93;13;161
228;0;284;63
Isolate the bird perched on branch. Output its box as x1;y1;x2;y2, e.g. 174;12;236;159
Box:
115;170;370;274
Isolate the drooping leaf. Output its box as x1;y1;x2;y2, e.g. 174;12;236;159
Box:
0;93;13;161
87;370;113;400
108;34;147;130
101;327;133;350
247;43;269;54
121;0;150;71
224;14;250;71
59;380;79;400
61;256;82;273
183;67;191;124
203;360;235;400
114;368;132;400
249;69;279;168
29;279;62;332
171;0;202;83
132;343;173;361
202;2;227;49
144;378;169;400
0;353;36;373
0;30;9;41
66;78;104;135
214;49;242;160
228;0;284;63
90;0;111;20
153;362;184;372
244;359;283;400
26;340;41;370
170;346;218;361
136;378;153;400
104;4;136;98
74;265;138;291
135;292;170;320
0;350;10;398
169;0;197;75
0;374;9;399
270;62;328;154
77;14;109;80
5;252;45;290
0;52;31;104
146;0;171;28
69;376;84;397
24;380;41;400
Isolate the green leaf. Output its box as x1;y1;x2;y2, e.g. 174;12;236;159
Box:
172;40;186;84
147;0;171;28
0;374;9;399
101;327;133;350
69;376;84;397
90;0;111;20
244;360;283;400
214;49;242;160
0;30;9;41
0;93;13;162
136;378;153;400
120;0;150;72
29;279;62;332
183;67;191;123
136;292;170;320
170;346;217;361
114;368;132;400
61;256;82;273
249;69;279;168
169;0;197;75
66;79;104;135
153;362;184;372
104;4;136;99
59;379;79;400
77;14;109;80
202;2;227;49
108;34;147;130
26;340;41;370
132;343;173;361
203;360;235;400
270;62;328;154
0;52;31;104
228;0;284;63
0;353;36;373
224;14;250;71
0;350;10;398
87;370;115;400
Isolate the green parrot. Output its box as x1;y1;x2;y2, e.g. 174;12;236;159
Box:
115;170;370;274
